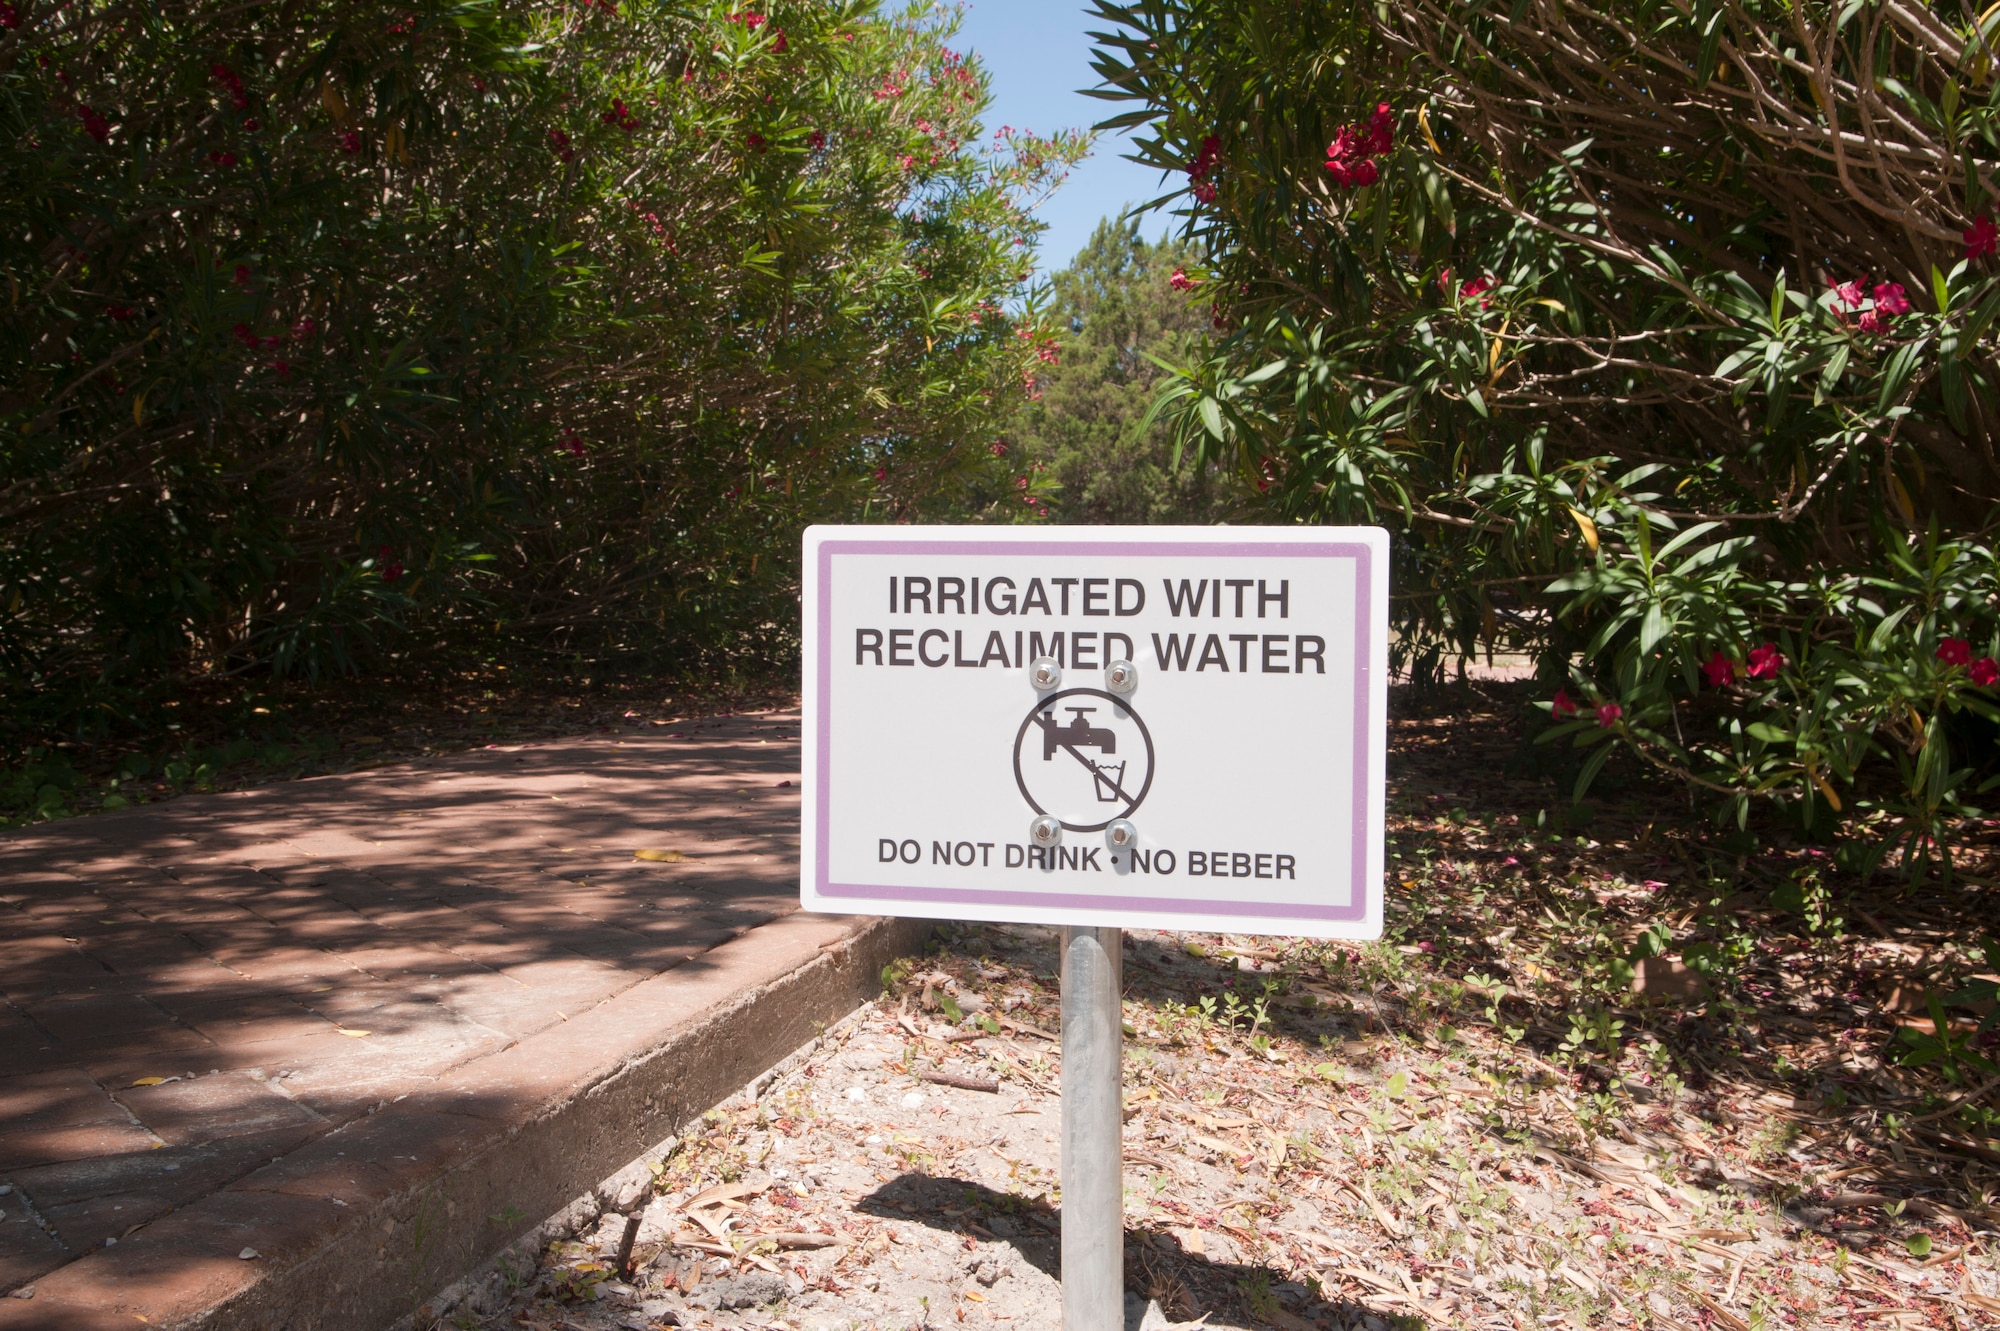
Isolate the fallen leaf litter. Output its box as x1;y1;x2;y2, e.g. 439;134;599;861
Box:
473;923;2000;1331
468;687;2000;1329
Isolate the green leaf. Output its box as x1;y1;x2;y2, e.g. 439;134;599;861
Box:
1385;1071;1408;1098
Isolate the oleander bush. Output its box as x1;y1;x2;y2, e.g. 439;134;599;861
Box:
0;0;1074;738
1090;0;2000;879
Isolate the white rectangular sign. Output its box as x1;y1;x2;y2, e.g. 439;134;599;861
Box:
800;526;1386;938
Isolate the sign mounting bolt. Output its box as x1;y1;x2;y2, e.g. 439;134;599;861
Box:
1029;815;1063;848
1029;657;1062;691
1105;660;1137;694
1105;819;1136;849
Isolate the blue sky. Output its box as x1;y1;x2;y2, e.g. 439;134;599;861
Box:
951;0;1178;272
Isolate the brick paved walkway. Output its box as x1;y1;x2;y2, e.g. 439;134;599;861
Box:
0;708;808;1304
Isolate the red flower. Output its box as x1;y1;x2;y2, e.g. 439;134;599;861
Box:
808;129;826;151
1551;689;1578;718
1459;274;1495;307
559;431;587;456
989;441;1007;456
1596;701;1623;727
1872;281;1910;316
210;63;250;111
1170;267;1195;292
338;129;362;154
746;131;766;152
771;29;787;52
1831;276;1866;309
242;118;259;132
1701;650;1736;688
0;4;20;29
1187;134;1221;199
105;304;135;321
601;99;637;131
1437;267;1453;295
1325;105;1391;189
1746;641;1785;678
730;10;767;27
1937;637;1973;666
207;150;236;167
548;127;574;162
268;358;290;378
1973;657;2000;687
872;467;887;482
75;104;110;143
233;263;252;288
1966;215;1998;261
1366;102;1394;156
231;322;257;347
290;316;317;339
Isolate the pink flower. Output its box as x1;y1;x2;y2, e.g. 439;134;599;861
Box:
872;467;887;482
338;129;362;154
75;104;110;143
1459;274;1495;308
207;150;236;167
807;129;826;151
1967;215;1998;261
105;304;135;321
242;118;259;132
559;431;587;456
1701;650;1736;688
1831;276;1866;309
548;127;574;162
1856;309;1887;335
1596;701;1623;727
233;263;252;287
1416;940;1435;953
1873;282;1910;316
377;545;402;582
0;4;20;29
746;131;766;152
1170;267;1195;292
730;10;767;27
1973;657;2000;687
771;29;786;52
1746;641;1785;678
989;441;1007;456
231;322;257;347
290;316;317;339
268;358;290;378
1937;637;1973;666
1551;689;1578;718
602;99;637;131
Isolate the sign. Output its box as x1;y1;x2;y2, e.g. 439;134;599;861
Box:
800;526;1386;938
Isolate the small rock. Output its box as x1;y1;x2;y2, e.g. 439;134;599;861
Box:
901;1091;924;1109
846;1086;867;1102
9;1286;32;1300
238;1247;261;1260
974;1260;1008;1286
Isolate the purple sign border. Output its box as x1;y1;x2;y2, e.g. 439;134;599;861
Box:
814;537;1374;922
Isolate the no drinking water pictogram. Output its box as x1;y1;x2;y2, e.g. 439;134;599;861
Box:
1012;688;1154;832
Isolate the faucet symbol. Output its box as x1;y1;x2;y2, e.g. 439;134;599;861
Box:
1033;707;1128;803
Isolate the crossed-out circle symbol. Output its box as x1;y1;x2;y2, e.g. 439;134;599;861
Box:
1011;687;1155;833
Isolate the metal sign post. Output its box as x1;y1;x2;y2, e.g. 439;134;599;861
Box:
800;525;1388;1330
1060;925;1124;1329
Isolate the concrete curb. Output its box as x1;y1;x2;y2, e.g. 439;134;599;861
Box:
1;912;935;1331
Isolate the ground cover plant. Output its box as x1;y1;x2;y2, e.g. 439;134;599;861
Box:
1086;0;2000;885
480;687;2000;1330
0;0;1077;743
